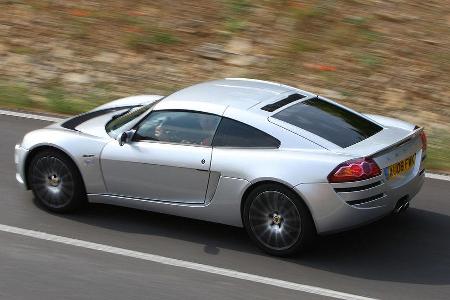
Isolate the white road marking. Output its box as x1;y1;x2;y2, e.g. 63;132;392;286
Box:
0;109;64;122
1;109;449;182
0;224;376;300
425;173;450;181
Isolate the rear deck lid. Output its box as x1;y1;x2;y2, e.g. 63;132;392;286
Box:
341;125;421;157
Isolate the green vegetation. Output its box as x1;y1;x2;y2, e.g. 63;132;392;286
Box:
0;82;108;115
425;131;450;173
150;32;179;45
291;0;334;24
0;83;33;109
227;0;252;15
222;0;252;33
45;87;85;114
359;53;383;68
343;16;367;27
224;18;247;33
290;39;321;53
10;46;35;55
126;28;179;50
429;51;450;73
67;16;92;40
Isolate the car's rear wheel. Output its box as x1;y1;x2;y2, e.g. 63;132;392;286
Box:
28;149;86;213
243;184;315;256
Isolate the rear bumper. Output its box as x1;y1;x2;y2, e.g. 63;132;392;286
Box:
295;170;425;234
14;144;28;190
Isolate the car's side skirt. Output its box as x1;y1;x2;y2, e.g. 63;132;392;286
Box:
87;176;248;227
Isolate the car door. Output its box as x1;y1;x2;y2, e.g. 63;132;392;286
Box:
100;110;221;204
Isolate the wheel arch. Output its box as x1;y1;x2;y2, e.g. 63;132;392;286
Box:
24;144;84;190
240;179;317;232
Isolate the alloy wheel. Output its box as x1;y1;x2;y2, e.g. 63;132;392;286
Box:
248;191;302;251
31;156;74;209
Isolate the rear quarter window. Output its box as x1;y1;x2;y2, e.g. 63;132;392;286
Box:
272;98;382;148
213;118;280;148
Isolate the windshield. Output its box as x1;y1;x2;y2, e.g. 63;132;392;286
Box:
106;101;159;137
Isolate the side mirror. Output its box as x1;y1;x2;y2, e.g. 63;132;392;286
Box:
117;130;135;146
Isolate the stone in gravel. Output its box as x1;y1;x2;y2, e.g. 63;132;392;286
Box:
368;74;391;83
0;43;7;54
176;20;207;36
225;38;252;55
4;53;29;65
381;88;408;110
32;68;57;81
223;38;256;66
319;89;345;100
195;43;226;60
420;39;442;46
375;12;418;23
91;71;118;83
63;73;91;84
93;52;120;64
0;25;10;36
52;47;74;59
225;55;258;67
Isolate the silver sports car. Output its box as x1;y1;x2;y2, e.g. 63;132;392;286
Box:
15;78;426;256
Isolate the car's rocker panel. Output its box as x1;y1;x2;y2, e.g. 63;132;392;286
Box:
87;175;248;227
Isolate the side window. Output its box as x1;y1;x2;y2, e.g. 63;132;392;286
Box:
134;111;221;146
212;118;280;148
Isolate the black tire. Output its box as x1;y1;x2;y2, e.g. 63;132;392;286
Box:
243;184;315;256
28;149;87;213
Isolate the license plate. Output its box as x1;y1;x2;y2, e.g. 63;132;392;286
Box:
386;154;416;179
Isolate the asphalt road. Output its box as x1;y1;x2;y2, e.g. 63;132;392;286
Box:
1;114;449;300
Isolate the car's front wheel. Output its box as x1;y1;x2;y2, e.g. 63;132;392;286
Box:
28;149;86;213
243;184;315;256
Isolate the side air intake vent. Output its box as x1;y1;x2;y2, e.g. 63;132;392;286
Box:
261;93;306;112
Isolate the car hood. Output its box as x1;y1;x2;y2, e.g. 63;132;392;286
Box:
49;95;163;138
92;95;163;111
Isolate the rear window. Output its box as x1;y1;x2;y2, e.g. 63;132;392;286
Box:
272;98;382;148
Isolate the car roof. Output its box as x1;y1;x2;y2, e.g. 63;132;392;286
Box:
160;78;313;111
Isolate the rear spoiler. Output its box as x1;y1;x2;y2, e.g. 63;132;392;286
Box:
368;126;424;157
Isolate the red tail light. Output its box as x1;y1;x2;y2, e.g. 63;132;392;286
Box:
420;130;427;150
328;157;381;183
